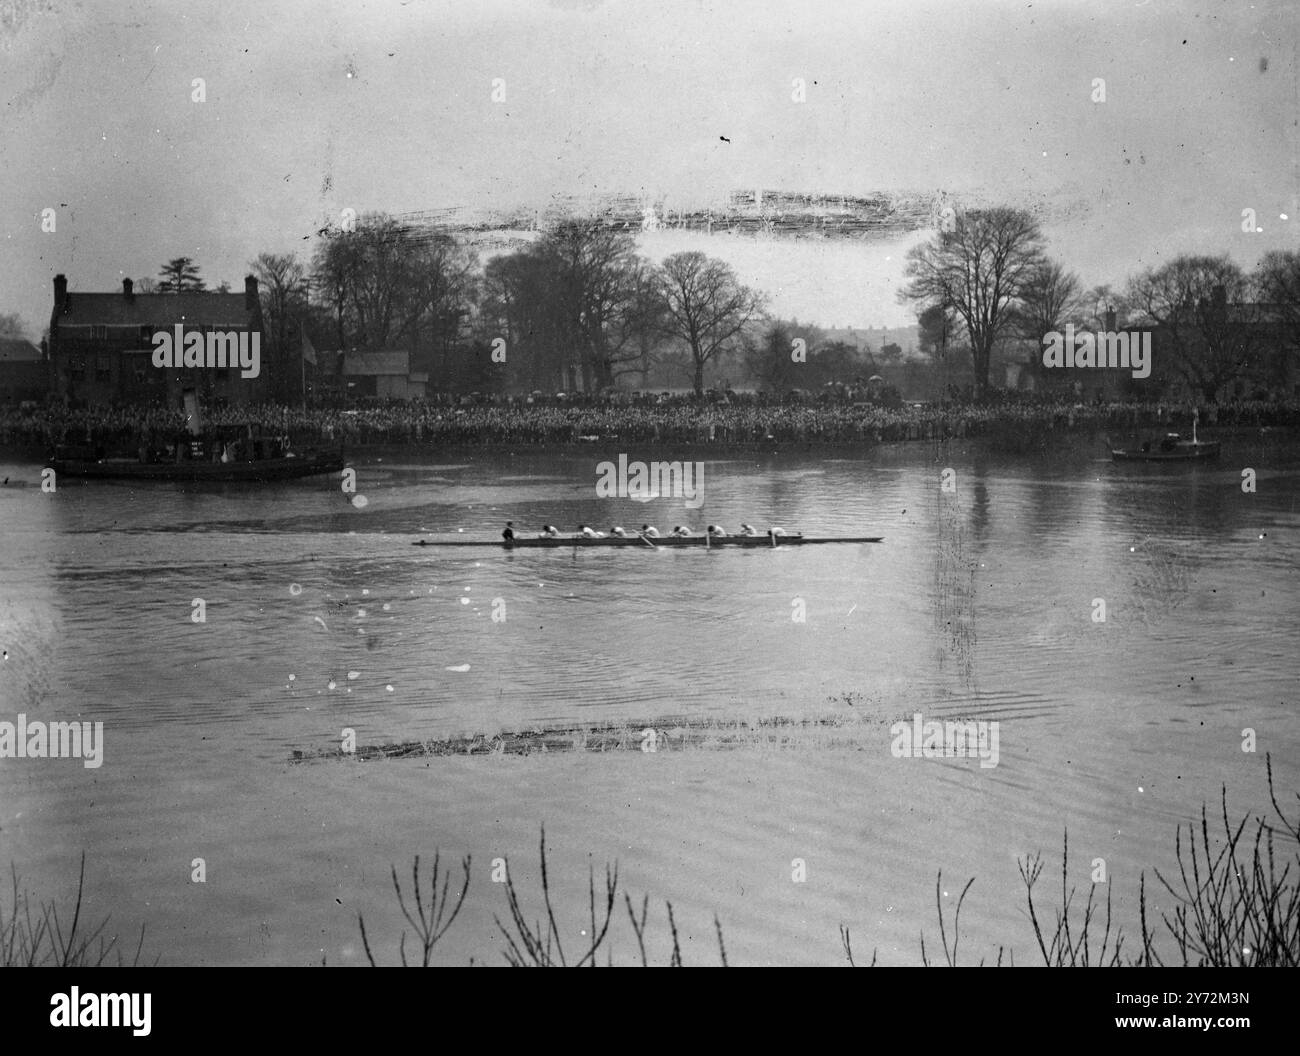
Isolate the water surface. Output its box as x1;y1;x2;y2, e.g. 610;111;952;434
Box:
1;435;1296;964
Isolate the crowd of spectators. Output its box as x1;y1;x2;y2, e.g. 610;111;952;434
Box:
2;393;1298;451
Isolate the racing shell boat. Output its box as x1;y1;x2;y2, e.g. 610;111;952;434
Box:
414;533;883;548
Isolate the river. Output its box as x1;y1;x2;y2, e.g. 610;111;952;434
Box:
1;432;1297;965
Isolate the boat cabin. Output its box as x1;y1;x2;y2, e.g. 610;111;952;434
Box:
1141;433;1185;454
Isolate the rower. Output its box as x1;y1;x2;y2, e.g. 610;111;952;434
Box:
502;521;515;541
670;525;692;537
739;523;759;536
578;524;604;538
541;524;560;538
707;524;728;537
610;526;628;537
768;526;786;537
640;524;660;538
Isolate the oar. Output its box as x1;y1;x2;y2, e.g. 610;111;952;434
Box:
639;533;657;549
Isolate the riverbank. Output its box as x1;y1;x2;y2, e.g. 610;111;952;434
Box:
4;424;1298;469
5;742;1294;966
3;398;1297;456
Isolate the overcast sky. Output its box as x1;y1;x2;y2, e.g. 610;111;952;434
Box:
1;0;1295;337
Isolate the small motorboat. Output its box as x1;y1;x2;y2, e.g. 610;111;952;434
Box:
1111;420;1220;462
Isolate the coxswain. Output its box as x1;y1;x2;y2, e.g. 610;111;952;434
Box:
502;521;515;541
578;524;604;538
541;524;560;538
670;525;692;537
610;526;628;537
707;524;728;537
739;523;759;536
640;524;660;538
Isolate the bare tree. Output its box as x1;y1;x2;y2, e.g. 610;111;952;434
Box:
900;207;1046;399
413;235;480;381
536;220;647;392
484;222;664;393
1256;250;1300;387
1083;283;1131;329
346;216;427;348
656;251;765;397
310;212;478;385
1126;255;1262;403
604;259;669;386
311;234;358;351
483;250;566;392
1012;259;1081;344
250;252;310;401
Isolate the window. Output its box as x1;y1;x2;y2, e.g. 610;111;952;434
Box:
96;354;112;381
91;325;107;340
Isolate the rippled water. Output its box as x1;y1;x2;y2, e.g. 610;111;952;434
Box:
1;433;1297;965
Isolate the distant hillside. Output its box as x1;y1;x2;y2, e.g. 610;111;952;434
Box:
821;325;922;360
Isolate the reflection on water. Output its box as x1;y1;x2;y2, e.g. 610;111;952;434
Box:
934;479;978;688
1;434;1297;964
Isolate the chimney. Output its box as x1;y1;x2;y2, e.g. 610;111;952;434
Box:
244;274;259;311
123;277;134;300
54;274;69;314
1104;305;1116;332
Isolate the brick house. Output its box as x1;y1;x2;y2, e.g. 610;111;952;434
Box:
1006;308;1148;401
1143;292;1296;401
47;275;267;408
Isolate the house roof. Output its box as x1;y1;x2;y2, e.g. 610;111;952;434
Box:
0;337;42;362
52;292;256;327
342;351;411;376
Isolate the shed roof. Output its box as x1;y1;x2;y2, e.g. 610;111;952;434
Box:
0;337;42;362
342;351;411;376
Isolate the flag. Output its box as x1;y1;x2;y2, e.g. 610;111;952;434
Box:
301;330;316;366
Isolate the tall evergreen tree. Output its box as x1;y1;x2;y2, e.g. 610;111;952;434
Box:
157;257;206;293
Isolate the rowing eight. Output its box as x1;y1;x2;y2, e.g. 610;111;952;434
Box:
413;534;884;548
